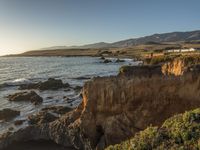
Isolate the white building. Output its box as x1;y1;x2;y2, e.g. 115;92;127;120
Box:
166;48;195;53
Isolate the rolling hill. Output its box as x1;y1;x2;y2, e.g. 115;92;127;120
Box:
42;30;200;50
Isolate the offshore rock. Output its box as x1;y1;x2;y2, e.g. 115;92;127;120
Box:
0;109;20;121
19;78;70;90
8;91;43;105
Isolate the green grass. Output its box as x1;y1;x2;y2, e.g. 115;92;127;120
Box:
106;108;200;150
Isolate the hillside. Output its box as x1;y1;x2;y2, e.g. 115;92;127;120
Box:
4;30;200;57
41;30;200;50
106;108;200;150
110;30;200;48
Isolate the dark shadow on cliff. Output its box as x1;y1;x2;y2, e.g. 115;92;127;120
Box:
3;140;75;150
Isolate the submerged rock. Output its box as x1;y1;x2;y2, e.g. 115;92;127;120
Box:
14;120;26;126
115;58;125;63
103;59;112;63
28;106;72;125
0;109;20;121
8;91;43;105
19;78;70;90
100;56;105;60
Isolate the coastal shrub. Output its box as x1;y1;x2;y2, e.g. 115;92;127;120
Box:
105;108;200;150
144;55;179;65
180;55;200;67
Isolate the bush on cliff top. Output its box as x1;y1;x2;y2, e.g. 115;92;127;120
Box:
144;55;179;65
106;108;200;150
144;54;200;66
179;55;200;67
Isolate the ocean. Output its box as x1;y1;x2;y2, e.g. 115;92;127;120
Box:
0;56;139;134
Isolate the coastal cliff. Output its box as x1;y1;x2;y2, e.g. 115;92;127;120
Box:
162;55;200;76
2;74;200;149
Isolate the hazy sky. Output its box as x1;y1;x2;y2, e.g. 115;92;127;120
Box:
0;0;200;55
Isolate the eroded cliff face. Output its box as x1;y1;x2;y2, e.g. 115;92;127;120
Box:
162;55;200;76
80;75;200;148
2;74;200;150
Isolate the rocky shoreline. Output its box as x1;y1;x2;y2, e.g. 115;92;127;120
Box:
1;55;200;149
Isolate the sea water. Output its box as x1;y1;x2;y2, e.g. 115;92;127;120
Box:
0;56;139;134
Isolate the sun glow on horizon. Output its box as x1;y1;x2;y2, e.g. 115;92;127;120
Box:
0;0;199;56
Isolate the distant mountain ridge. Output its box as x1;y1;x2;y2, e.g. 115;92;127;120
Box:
42;30;200;50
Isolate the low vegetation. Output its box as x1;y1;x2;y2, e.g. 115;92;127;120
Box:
144;54;180;65
106;108;200;150
179;54;200;67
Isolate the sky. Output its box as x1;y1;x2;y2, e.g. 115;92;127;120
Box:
0;0;199;55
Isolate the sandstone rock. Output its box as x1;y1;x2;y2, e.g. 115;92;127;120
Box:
0;109;20;121
28;106;72;125
19;78;70;90
162;55;200;76
28;111;58;125
8;91;43;105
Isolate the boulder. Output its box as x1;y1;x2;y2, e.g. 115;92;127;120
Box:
100;56;105;60
41;106;72;115
8;91;43;105
0;109;20;121
28;106;72;125
103;59;112;63
28;111;58;125
115;58;125;63
14;120;25;126
74;86;83;92
19;78;70;90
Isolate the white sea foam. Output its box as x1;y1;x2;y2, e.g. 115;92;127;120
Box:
5;78;32;86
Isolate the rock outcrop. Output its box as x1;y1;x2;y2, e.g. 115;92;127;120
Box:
19;78;69;90
162;55;200;76
8;91;43;105
0;109;20;121
2;74;200;149
115;58;125;63
103;59;112;63
28;106;72;125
